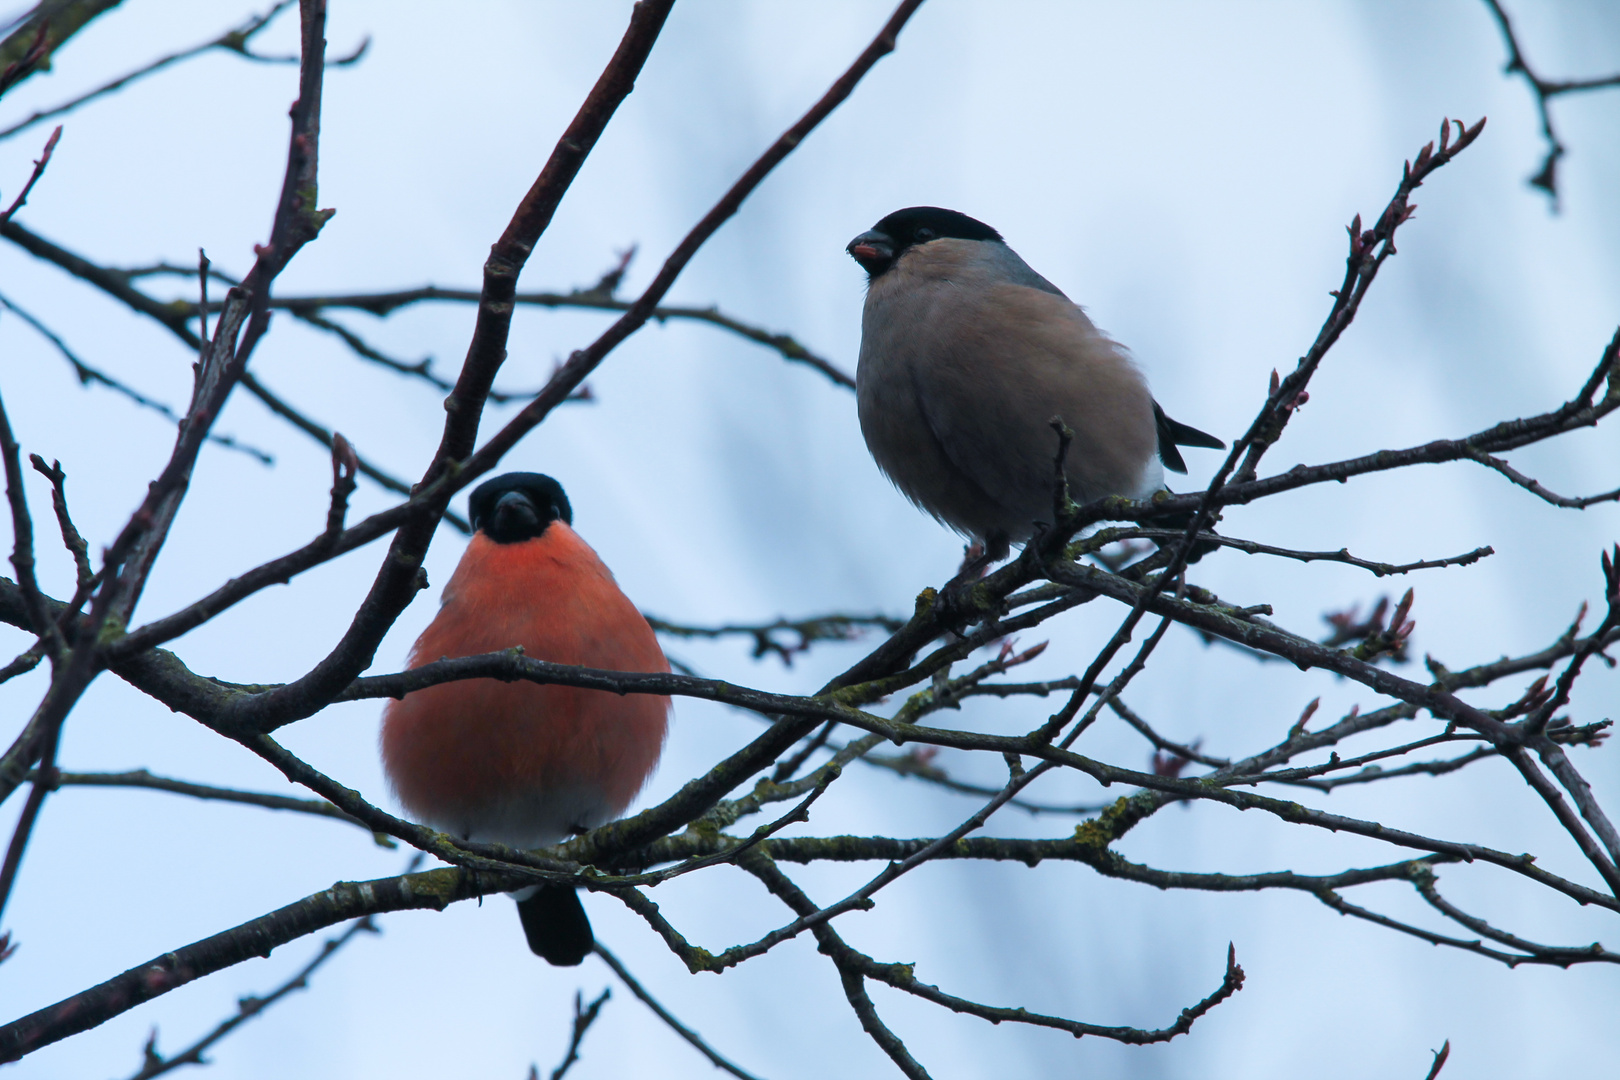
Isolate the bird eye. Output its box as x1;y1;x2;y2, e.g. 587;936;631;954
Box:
914;227;936;241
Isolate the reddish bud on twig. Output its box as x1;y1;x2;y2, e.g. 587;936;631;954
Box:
1391;587;1416;639
330;432;359;482
1268;368;1308;410
1151;741;1200;780
1425;1039;1451;1080
586;244;638;297
1323;591;1414;662
1502;674;1553;718
1004;640;1048;667
1288;697;1321;739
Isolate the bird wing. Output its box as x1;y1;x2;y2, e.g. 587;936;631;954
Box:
908;283;1161;519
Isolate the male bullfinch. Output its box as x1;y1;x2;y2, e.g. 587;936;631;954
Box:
847;206;1224;558
379;472;670;965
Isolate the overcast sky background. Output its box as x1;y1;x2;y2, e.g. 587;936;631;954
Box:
1;2;1617;1077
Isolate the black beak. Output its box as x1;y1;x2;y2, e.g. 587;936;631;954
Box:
491;490;540;536
846;229;895;275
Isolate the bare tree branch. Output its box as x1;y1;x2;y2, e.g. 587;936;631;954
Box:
1410;863;1617;968
226;0;926;737
265;286;856;390
0;0;338;942
0;124;58;223
33;767;392;842
0;291;274;463
0;865;497;1061
1480;0;1620;205
216;0;683;733
0;2;366;143
0;378;62;923
0;10;1614;1074
1131;528;1495;577
122;915;379;1080
594;944;765;1080
1426;1039;1452;1080
541;987;610;1080
646;612;903;665
0;223;457;517
0;1;122;99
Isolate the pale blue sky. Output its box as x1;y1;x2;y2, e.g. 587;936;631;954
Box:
1;3;1616;1077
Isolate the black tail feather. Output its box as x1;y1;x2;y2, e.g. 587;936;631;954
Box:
517;884;594;966
1153;401;1225;475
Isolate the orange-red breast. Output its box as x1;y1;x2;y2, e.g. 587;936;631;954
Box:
380;472;670;965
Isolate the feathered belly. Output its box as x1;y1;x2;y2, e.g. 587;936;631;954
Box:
381;675;667;847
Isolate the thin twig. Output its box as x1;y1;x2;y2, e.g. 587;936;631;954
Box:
1426;1040;1452;1080
238;370;467;529
1313;885;1608;969
0;644;42;685
0;125;59;223
0;382;64;924
0;2;365;143
228;0;923;735
1481;0;1620;204
0;292;274;464
123;916;380;1080
0;18;53;100
736;855;933;1078
593;944;765;1080
33;767;393;844
0;0;339;935
647;612;903;666
186;284;860;392
1411;864;1616;967
1462;445;1620;508
0;228;470;494
1229;733;1488;787
0;717;57;923
1131;528;1495;577
544;988;610;1080
145;260;581;406
0;384;52;652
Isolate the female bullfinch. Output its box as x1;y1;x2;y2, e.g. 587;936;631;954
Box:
847;206;1224;558
380;472;670;965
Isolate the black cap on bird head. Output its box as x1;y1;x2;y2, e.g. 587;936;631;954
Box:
846;206;1002;278
468;473;573;544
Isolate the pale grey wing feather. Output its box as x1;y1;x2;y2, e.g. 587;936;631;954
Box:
907;284;1159;534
